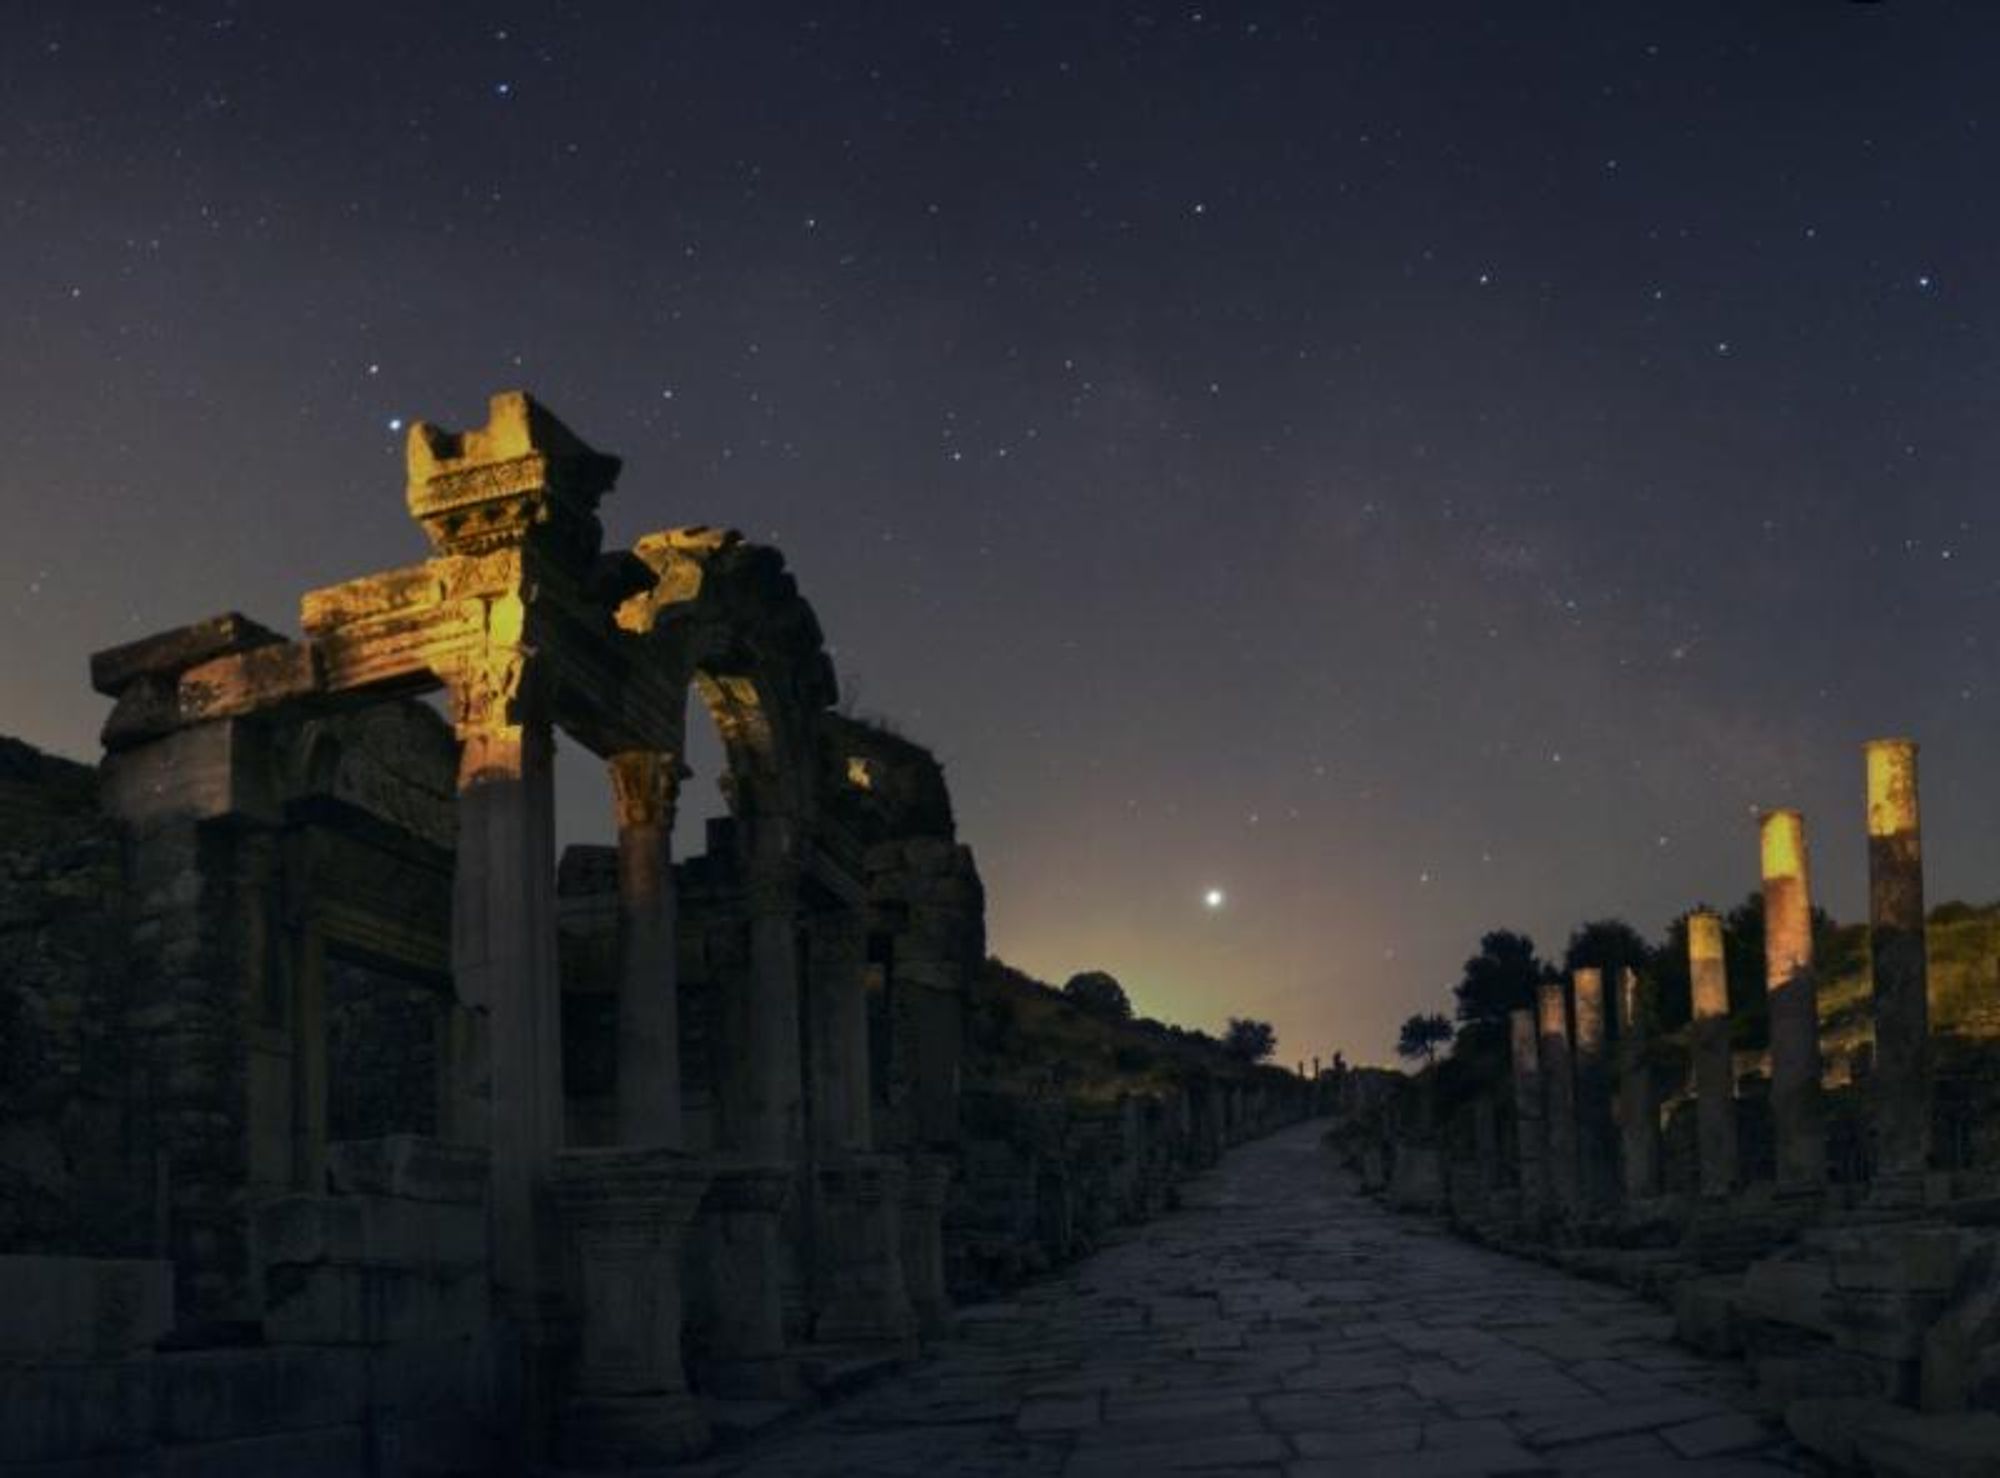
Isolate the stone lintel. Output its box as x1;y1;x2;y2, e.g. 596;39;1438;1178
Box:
300;562;442;636
90;612;285;697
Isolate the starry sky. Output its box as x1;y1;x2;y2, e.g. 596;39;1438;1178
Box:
4;2;1996;1067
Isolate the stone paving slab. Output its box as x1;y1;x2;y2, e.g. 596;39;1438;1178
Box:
678;1121;1805;1476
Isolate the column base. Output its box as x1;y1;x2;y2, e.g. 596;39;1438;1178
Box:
551;1147;712;1462
692;1161;802;1400
814;1152;917;1351
901;1153;955;1338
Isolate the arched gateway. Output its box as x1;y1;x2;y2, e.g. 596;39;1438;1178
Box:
86;392;985;1464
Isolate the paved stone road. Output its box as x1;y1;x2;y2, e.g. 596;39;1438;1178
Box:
686;1120;1807;1477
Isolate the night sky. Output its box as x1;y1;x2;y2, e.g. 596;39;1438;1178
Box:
5;3;1995;1067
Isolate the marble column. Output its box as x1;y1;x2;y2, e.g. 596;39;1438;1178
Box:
1538;981;1580;1214
449;696;564;1323
1617;967;1661;1202
1572;968;1616;1209
552;1148;713;1465
607;751;685;1148
1689;910;1737;1198
1865;738;1930;1201
1761;809;1824;1193
1508;1006;1547;1213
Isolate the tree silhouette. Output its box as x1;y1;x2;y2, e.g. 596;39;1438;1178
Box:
1222;1017;1277;1062
1451;930;1552;1028
1395;1012;1454;1065
1061;970;1132;1022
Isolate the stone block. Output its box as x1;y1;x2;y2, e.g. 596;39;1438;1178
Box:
1832;1227;1972;1294
1828;1287;1951;1361
1673;1274;1743;1356
153;1347;366;1442
1739;1253;1836;1337
1854;1409;2000;1478
263;1266;487;1346
155;1425;368;1478
1754;1348;1887;1408
324;1137;488;1205
0;1256;174;1360
0;1360;155;1463
253;1195;485;1271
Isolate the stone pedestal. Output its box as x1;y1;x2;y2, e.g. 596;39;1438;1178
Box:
813;1153;915;1350
1689;910;1738;1199
691;1162;799;1398
1865;739;1930;1205
901;1154;954;1337
552;1148;712;1466
1537;982;1580;1215
1761;809;1825;1194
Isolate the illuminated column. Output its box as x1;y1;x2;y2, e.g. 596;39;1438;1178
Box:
1509;1007;1546;1212
1572;968;1615;1209
1617;967;1660;1201
1761;809;1825;1193
1865;739;1930;1200
1689;911;1737;1198
1538;982;1580;1214
608;751;685;1148
449;677;564;1320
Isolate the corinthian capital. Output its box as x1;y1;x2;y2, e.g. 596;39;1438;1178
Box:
608;750;687;831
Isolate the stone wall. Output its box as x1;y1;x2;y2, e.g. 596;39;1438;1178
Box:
0;739;145;1258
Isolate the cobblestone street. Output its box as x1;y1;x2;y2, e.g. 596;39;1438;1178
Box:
687;1119;1806;1477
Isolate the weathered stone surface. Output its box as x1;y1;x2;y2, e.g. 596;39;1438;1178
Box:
0;1256;173;1360
0;1359;154;1463
323;1137;489;1206
252;1195;484;1271
262;1265;486;1345
153;1347;366;1442
689;1122;1797;1476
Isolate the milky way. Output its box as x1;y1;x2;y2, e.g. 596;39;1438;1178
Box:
3;3;1994;1065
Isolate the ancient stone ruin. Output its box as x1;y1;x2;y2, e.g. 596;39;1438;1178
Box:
1344;735;2000;1473
0;392;1309;1474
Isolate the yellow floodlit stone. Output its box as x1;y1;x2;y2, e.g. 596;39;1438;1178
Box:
1759;809;1806;882
1864;737;1919;840
1688;910;1725;963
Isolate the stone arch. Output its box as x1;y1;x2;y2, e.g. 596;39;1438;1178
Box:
618;527;838;827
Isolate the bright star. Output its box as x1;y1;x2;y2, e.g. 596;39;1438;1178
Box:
1203;887;1226;910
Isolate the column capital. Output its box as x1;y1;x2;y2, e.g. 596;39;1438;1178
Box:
607;750;688;831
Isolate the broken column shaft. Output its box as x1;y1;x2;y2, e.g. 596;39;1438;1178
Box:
1571;967;1616;1210
1508;1007;1546;1213
1617;967;1660;1201
1865;738;1930;1196
1761;809;1824;1193
1689;910;1737;1198
1537;981;1580;1214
